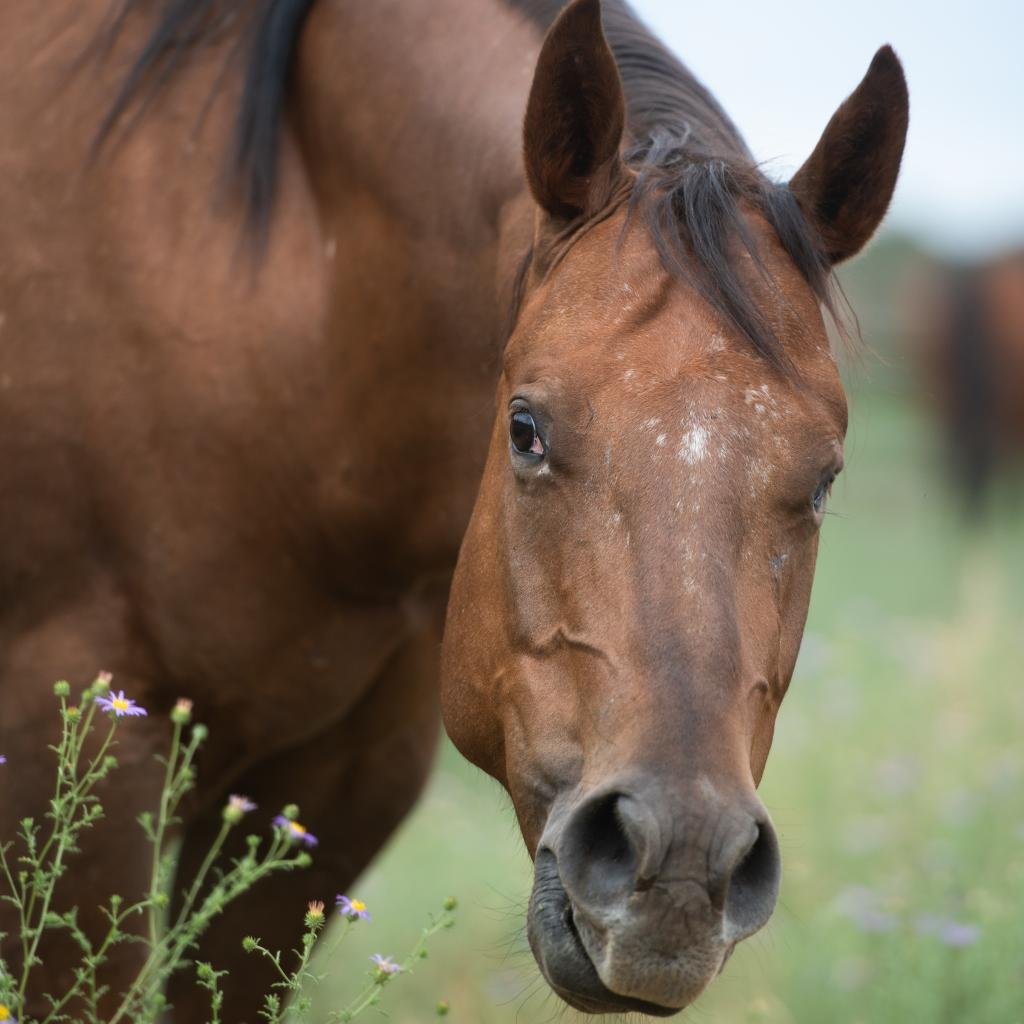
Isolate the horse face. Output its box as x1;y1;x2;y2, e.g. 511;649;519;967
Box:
441;0;904;1013
442;203;845;1012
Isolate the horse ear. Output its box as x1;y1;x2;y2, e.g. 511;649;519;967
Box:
790;46;909;265
523;0;626;221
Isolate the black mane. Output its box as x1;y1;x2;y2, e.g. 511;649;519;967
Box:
96;0;838;364
95;0;317;243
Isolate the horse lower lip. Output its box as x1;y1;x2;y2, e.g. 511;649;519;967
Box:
528;852;680;1017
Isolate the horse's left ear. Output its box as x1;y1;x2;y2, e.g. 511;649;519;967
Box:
523;0;626;222
790;46;909;264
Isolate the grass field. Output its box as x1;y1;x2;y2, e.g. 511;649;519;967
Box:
307;374;1024;1022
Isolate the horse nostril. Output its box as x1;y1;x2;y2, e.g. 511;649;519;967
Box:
558;791;650;906
723;817;780;941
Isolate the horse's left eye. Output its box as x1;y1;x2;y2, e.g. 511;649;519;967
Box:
812;476;834;515
510;410;545;456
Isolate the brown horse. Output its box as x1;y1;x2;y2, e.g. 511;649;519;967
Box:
0;0;907;1017
913;250;1024;516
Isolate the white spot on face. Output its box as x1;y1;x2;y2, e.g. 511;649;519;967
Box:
623;369;636;382
643;417;661;431
678;424;709;465
655;433;667;447
749;458;772;497
536;463;552;476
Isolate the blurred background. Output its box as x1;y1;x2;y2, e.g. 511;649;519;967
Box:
310;2;1024;1020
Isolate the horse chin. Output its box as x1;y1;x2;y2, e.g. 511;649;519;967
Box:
527;850;692;1017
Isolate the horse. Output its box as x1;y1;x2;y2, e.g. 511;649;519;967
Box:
912;250;1024;517
0;0;907;1016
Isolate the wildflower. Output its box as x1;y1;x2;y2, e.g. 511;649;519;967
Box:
53;680;70;697
370;953;401;979
224;794;257;824
171;698;193;725
833;886;896;934
0;754;6;765
0;1002;16;1022
94;689;147;718
306;900;325;926
938;922;981;948
94;670;113;694
915;915;981;948
337;894;371;922
272;814;318;847
436;1001;450;1017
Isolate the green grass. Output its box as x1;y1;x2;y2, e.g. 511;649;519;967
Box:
309;386;1024;1023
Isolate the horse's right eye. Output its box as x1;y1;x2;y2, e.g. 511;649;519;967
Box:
812;473;836;517
510;410;544;456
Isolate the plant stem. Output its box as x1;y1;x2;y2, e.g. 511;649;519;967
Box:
147;718;183;946
17;716;117;1008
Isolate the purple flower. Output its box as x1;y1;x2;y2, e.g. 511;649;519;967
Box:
370;953;401;976
915;915;981;948
833;886;897;934
223;794;257;824
272;814;318;847
0;754;6;765
337;895;371;922
94;689;147;718
938;922;982;948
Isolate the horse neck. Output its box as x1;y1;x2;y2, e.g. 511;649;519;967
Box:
289;0;543;323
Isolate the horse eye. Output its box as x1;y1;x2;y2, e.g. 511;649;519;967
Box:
510;410;544;456
812;476;833;515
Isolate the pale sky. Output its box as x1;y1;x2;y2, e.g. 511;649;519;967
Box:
632;0;1024;257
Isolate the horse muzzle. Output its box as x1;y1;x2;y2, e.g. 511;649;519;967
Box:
526;777;780;1014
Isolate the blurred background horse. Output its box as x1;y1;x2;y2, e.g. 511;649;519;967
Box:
912;250;1024;516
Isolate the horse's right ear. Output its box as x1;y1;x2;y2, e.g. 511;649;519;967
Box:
523;0;626;222
789;46;909;264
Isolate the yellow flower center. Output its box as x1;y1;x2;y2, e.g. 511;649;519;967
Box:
0;1004;12;1021
112;697;129;712
350;899;366;913
290;822;307;836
